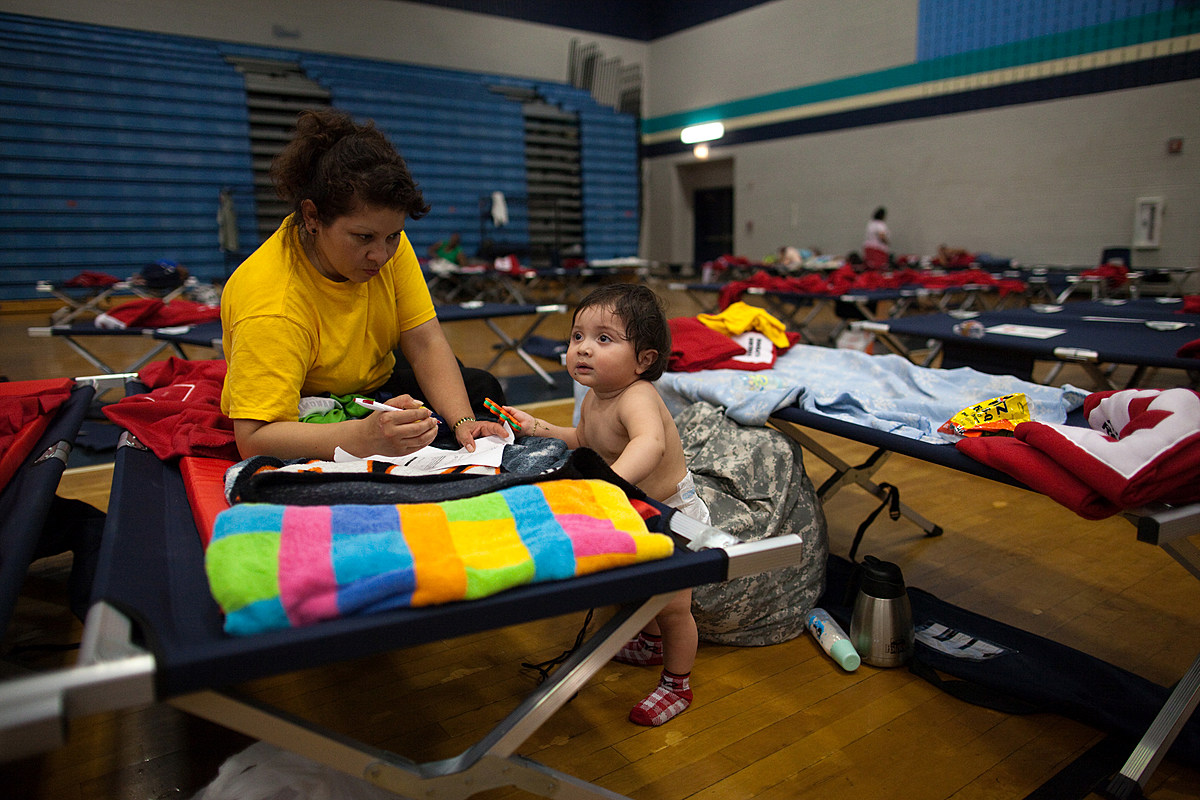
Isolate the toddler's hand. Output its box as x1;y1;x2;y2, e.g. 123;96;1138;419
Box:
502;405;537;434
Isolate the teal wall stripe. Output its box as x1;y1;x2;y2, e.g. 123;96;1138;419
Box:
642;8;1200;136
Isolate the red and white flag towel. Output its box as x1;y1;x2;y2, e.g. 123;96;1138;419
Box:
957;388;1200;519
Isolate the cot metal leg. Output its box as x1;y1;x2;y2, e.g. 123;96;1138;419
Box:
0;602;157;762
172;593;676;800
57;334;172;375
770;418;943;539
1103;513;1200;798
484;315;559;387
1103;652;1200;800
854;321;944;368
492;272;529;304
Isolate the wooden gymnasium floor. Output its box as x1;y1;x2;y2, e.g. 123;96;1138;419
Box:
1;279;1199;799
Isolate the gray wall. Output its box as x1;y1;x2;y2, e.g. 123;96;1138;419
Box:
646;77;1200;269
640;0;1200;273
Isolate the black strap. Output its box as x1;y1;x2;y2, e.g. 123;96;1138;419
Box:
521;608;595;684
847;481;901;562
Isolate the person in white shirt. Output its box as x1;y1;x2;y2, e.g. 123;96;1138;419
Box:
862;206;891;267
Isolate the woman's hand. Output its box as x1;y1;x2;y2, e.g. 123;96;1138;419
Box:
454;418;508;452
362;394;438;456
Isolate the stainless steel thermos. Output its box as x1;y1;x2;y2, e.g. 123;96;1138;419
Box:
849;555;914;667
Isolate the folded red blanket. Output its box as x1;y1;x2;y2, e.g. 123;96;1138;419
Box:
667;315;799;372
668;317;745;371
957;388;1200;519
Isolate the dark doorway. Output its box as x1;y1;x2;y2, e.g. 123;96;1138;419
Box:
693;186;733;266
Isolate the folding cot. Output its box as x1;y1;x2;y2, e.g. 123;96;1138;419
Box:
862;297;1200;389
655;342;1200;797
1019;265;1127;304
234;299;566;390
423;261;531;305
1136;266;1200;298
668;281;986;344
0;380;804;799
1007;262;1199;305
35;277;192;325
0;373;131;637
655;342;1089;545
766;402;1200;800
25;323;200;375
750;284;986;345
436;301;568;387
152;319;225;356
518;260;652;305
31;303;565;388
152;303;567;385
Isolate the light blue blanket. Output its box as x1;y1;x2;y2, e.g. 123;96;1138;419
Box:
655;345;1087;444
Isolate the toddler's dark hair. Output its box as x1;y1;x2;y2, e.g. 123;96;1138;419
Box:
573;283;671;381
271;108;431;226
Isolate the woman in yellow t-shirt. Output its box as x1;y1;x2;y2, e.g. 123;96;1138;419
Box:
220;109;505;460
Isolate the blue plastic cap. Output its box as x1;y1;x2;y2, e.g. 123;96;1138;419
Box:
830;638;861;671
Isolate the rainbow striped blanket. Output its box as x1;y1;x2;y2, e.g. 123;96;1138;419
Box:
205;478;674;636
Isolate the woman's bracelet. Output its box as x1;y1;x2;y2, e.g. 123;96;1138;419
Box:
452;416;476;431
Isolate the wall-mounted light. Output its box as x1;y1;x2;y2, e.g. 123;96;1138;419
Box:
693;143;710;159
680;121;724;144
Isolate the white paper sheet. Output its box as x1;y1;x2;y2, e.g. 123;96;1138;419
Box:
333;424;515;474
983;323;1066;339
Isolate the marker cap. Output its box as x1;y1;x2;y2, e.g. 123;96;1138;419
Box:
830;639;861;671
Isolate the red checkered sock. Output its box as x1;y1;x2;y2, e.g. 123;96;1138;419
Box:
612;632;663;666
629;670;692;727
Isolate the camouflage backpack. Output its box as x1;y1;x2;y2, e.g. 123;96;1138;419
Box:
675;401;829;646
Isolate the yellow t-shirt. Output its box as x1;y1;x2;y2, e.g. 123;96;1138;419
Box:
220;216;436;423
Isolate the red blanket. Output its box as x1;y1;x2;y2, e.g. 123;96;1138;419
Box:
667;316;800;372
957;388;1200;519
716;267;1025;310
0;378;74;493
101;357;239;462
95;297;220;330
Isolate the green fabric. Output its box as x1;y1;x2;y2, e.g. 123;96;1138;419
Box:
206;530;281;607
300;393;374;424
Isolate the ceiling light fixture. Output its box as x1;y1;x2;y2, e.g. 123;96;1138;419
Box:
680;121;724;144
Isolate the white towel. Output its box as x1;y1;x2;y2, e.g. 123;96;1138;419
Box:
491;191;509;227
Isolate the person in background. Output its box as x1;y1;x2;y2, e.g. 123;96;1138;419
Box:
776;245;803;270
220;108;505;461
863;206;891;267
501;283;709;727
427;232;467;266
